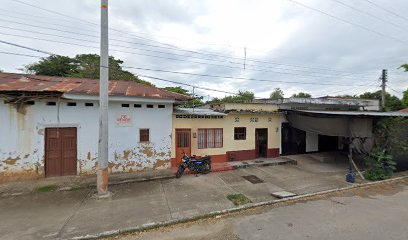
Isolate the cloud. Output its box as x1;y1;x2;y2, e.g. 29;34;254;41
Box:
0;0;407;98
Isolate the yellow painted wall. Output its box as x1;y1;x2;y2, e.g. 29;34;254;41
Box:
223;103;279;112
171;113;282;158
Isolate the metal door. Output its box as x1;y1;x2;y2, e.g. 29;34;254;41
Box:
45;128;77;177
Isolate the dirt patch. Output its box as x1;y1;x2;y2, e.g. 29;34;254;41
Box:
3;157;20;165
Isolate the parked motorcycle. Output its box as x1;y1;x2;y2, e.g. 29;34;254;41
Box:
176;154;211;178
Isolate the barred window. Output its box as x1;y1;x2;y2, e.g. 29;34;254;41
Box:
234;127;246;140
139;129;150;142
198;128;223;149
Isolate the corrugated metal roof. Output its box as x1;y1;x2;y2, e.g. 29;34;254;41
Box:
289;110;408;117
0;73;190;101
174;108;227;116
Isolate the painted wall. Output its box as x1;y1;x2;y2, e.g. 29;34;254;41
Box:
0;97;173;183
306;132;319;152
171;113;282;160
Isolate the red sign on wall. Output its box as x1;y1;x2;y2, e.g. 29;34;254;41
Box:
116;113;132;127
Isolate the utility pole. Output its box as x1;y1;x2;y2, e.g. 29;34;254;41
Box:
97;0;110;197
381;69;388;111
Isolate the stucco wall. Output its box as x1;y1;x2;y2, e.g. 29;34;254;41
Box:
0;98;173;182
171;113;282;159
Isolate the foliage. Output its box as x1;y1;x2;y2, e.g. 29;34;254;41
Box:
359;90;404;111
364;148;396;181
334;94;358;98
291;92;311;98
206;90;255;104
270;88;284;99
399;64;408;72
164;86;204;107
365;118;408;181
226;193;252;206
402;88;408;108
26;54;153;86
34;185;58;193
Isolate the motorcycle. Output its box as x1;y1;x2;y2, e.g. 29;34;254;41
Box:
176;154;211;178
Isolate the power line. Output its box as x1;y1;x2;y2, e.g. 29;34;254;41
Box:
0;51;43;58
0;31;382;82
0;39;53;55
363;0;408;23
286;0;408;45
124;66;377;87
0;17;379;78
331;0;408;33
8;0;385;76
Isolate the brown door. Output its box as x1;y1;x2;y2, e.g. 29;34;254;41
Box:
175;129;191;166
255;128;268;158
45;128;77;177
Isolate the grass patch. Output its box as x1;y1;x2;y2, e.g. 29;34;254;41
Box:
34;185;58;193
227;193;252;206
67;186;87;192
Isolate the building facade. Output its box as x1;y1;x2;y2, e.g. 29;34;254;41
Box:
171;103;283;167
0;73;189;183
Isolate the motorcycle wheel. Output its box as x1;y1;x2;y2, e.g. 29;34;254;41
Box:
202;162;211;174
176;166;185;178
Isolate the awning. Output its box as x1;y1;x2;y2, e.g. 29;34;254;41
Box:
285;110;374;138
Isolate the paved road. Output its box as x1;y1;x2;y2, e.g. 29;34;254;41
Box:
111;180;408;240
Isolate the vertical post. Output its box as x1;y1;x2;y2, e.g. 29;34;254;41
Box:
381;69;387;111
192;86;195;114
97;0;109;196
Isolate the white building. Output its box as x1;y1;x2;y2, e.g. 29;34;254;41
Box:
0;73;189;183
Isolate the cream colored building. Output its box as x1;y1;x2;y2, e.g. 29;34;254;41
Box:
171;103;283;166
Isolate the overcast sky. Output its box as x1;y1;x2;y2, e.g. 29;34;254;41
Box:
0;0;407;99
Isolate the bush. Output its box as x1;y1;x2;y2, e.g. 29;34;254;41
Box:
364;148;396;181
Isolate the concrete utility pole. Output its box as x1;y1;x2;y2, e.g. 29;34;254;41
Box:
97;0;110;196
381;69;388;111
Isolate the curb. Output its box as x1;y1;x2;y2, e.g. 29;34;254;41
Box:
71;175;408;240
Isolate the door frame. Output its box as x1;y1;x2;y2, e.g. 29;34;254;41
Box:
255;128;268;158
175;128;191;166
44;127;78;177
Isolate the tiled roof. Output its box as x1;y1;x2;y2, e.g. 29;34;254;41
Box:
0;73;190;101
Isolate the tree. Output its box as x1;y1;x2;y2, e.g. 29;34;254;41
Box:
26;55;77;77
291;92;311;98
399;64;408;72
403;89;408;108
206;90;255;104
164;86;204;107
270;88;284;99
359;90;404;111
25;54;153;86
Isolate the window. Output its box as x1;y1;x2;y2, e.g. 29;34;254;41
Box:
134;104;142;108
268;117;272;122
250;117;259;122
85;102;94;107
146;104;154;108
67;102;76;106
158;104;165;108
198;128;223;149
234;117;240;122
121;103;130;108
234;127;246;140
46;101;56;106
139;129;150;142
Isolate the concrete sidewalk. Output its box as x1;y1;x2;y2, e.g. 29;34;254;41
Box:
0;153;363;240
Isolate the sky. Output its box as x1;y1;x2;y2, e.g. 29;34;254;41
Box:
0;0;407;99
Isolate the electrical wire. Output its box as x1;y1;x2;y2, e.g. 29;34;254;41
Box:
363;0;408;23
0;39;53;55
286;0;408;45
0;51;44;58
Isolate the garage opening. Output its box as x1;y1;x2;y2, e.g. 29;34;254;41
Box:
45;127;77;177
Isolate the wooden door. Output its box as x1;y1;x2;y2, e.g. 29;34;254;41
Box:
175;129;191;166
255;128;268;158
45;128;77;177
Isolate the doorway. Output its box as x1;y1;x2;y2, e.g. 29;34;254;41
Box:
45;127;77;177
255;128;268;158
281;123;306;155
175;128;191;166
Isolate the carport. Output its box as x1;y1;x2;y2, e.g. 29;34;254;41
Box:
283;110;408;178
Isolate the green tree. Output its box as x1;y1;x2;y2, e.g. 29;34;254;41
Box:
164;86;204;107
399;64;408;72
403;89;408;108
26;55;77;77
291;92;311;98
270;88;284;99
359;90;404;111
26;54;153;86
